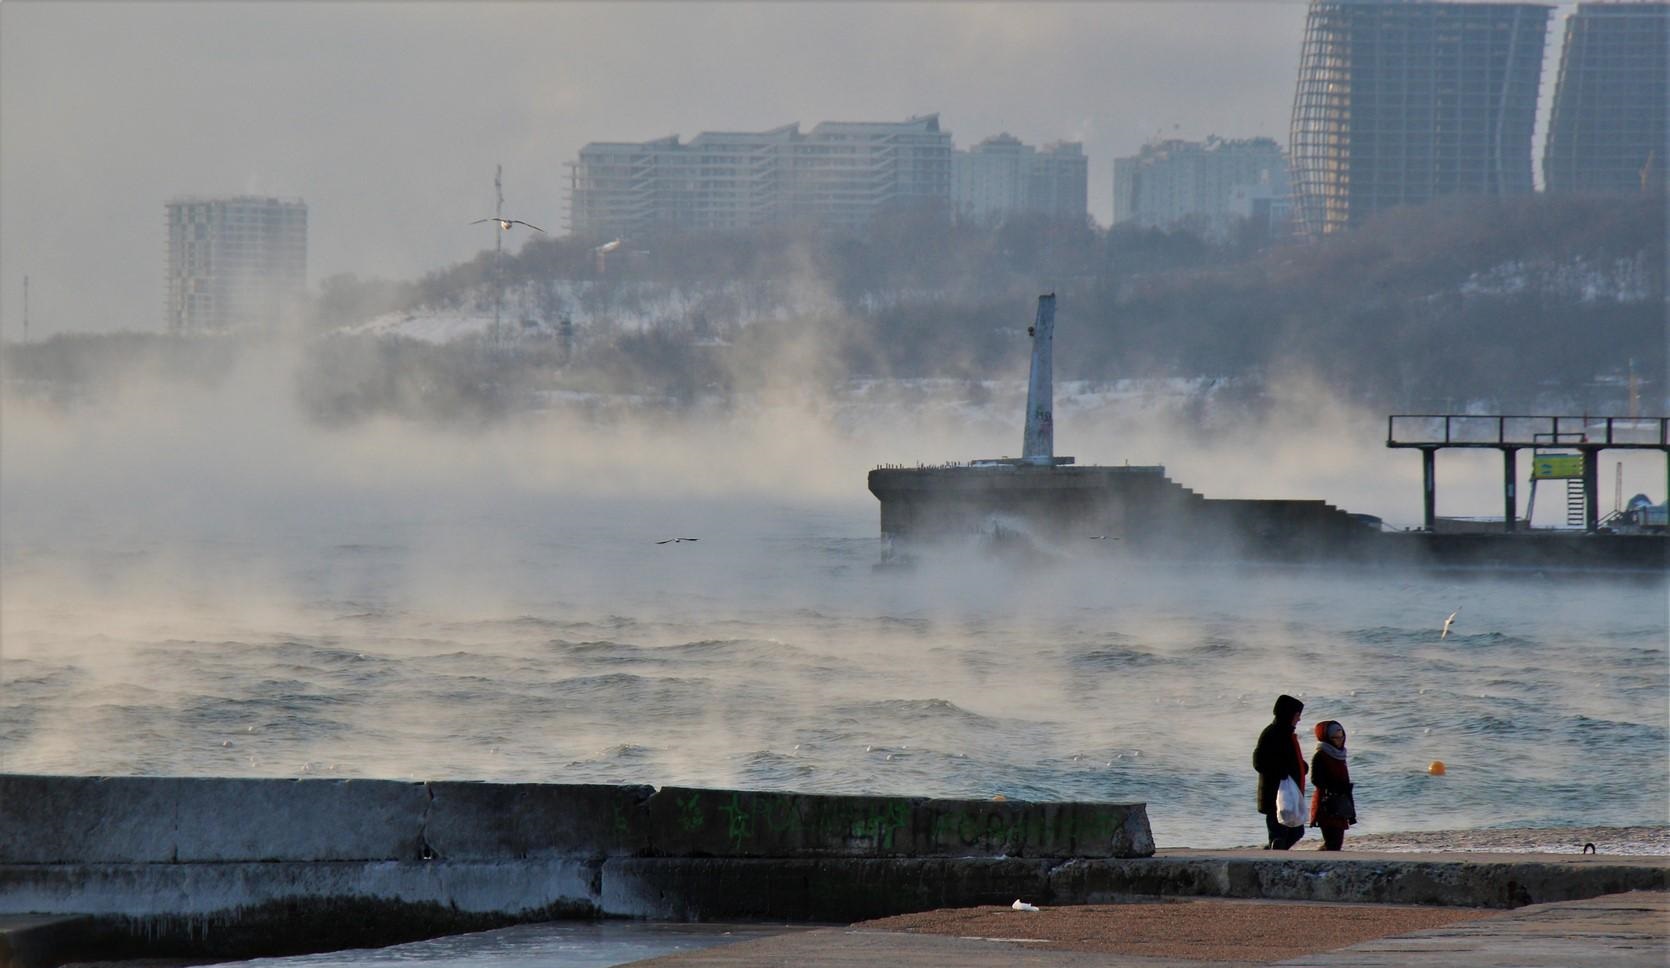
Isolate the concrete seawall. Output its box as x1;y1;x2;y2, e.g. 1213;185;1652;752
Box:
4;774;1665;967
0;774;1152;963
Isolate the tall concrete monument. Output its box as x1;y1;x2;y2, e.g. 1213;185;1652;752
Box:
1021;293;1056;466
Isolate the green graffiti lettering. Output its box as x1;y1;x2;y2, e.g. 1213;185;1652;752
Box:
676;793;705;832
871;801;908;850
762;797;801;835
718;792;752;851
841;801;911;851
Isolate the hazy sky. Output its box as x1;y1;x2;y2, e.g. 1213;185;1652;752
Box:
0;1;1574;337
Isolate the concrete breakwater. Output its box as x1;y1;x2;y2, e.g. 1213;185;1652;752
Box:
4;775;1666;967
0;773;1151;963
867;465;1670;571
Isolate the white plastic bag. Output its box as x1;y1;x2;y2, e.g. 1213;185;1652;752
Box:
1276;776;1308;828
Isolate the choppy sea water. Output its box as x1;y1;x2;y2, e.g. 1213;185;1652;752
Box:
3;481;1665;850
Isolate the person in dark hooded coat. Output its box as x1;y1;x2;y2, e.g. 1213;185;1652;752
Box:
1253;693;1307;849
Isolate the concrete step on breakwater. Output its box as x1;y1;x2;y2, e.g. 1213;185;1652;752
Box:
2;774;1664;967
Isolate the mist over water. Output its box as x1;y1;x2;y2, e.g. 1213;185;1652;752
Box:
2;353;1665;849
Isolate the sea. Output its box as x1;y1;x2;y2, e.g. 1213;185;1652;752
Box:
4;478;1665;845
1;371;1666;964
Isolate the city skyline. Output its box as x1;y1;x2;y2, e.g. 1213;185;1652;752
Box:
0;0;1605;337
0;1;1311;338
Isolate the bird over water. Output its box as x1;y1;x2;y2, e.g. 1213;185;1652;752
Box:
472;217;545;233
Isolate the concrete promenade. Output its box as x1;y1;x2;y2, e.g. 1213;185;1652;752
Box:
4;890;1666;968
628;891;1670;967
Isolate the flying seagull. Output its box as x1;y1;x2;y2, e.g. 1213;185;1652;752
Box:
654;537;700;544
1440;607;1461;640
471;217;546;233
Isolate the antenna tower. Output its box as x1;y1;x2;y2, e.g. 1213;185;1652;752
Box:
493;165;504;346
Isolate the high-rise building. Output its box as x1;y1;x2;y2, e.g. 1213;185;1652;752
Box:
1544;2;1668;195
1111;137;1289;235
954;134;1030;221
1289;0;1551;236
1028;143;1091;224
952;135;1088;223
567;115;952;238
164;196;307;333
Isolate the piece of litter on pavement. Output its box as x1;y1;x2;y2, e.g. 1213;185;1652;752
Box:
1011;899;1040;912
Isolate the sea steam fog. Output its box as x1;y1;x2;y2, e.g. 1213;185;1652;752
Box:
1;344;1665;849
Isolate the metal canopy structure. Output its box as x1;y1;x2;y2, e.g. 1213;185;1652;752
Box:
1386;414;1670;533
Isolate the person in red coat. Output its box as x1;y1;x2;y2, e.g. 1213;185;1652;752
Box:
1309;720;1355;851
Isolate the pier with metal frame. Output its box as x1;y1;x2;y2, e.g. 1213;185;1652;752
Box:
1386;415;1670;533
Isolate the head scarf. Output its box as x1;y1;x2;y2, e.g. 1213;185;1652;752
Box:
1313;719;1347;761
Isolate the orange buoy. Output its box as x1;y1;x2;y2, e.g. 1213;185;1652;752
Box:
1427;760;1447;776
992;794;1007;801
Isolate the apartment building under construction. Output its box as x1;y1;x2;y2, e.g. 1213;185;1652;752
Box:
1543;1;1669;195
1289;0;1551;236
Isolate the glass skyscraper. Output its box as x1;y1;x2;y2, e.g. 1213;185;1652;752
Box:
1290;0;1551;236
1544;2;1669;195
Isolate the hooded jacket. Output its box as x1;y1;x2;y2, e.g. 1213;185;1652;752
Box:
1252;694;1307;815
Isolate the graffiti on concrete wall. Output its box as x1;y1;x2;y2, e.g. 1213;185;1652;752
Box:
646;787;1139;858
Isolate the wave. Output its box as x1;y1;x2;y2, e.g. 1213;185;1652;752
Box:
568;743;656;765
657;638;802;663
839;697;997;729
1347;626;1431;646
1181;636;1237;658
735;750;819;787
1071;646;1168;671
